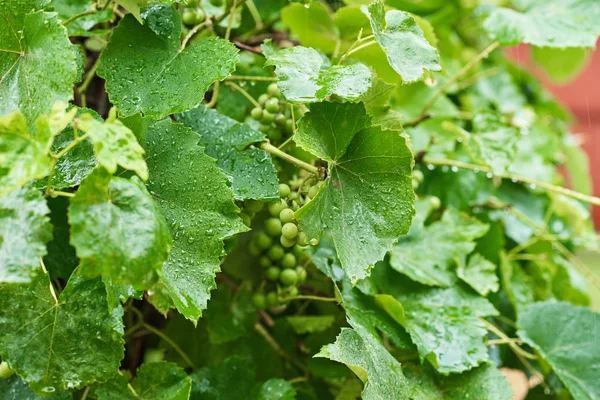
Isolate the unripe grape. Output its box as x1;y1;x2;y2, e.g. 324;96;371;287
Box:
296;231;308;246
267;244;285;261
255;232;272;250
267;128;282;142
252;293;267;309
250;107;263;120
293;244;306;259
267;83;281;97
261;111;275;124
295;266;307;283
413;169;424;182
285;286;299;297
265;98;280;114
280;268;298;286
266;266;281;281
259;255;271;268
266;292;279;307
258;94;269;105
285;119;294;134
281;253;296;269
240;211;251;227
274;113;286;126
279;183;291;198
244;199;264;213
412;179;419;189
0;361;15;379
249;241;261;256
265;218;282;237
268;199;287;217
279;208;295;224
430;196;441;210
280;235;296;248
308;185;319;199
182;9;197;25
209;0;223;6
144;348;165;364
282;222;298;239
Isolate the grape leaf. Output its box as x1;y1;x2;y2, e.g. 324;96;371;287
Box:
254;379;295;400
95;362;192;400
49;108;98;190
373;263;498;374
204;285;256;344
0;185;52;283
457;253;499;296
265;46;371;103
0;375;70;400
135;118;247;323
294;102;414;284
0;272;124;395
69;168;172;290
518;301;600;400
499;252;534;314
52;0;113;36
76;109;148;181
484;0;600;48
286;316;336;335
281;3;338;54
176;106;279;201
393;82;459;122
97;11;238;119
0;3;78;123
362;1;441;83
404;363;513;400
316;322;411;399
389;208;489;287
532;47;591;84
0;112;52;196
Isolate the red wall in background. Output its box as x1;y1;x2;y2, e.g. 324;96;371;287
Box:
508;45;600;229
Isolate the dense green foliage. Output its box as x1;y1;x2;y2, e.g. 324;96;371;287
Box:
1;0;599;399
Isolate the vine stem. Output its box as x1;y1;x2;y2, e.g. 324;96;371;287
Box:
141;323;195;368
338;30;374;64
487;338;523;346
62;7;97;26
77;59;99;95
255;323;308;373
226;75;277;82
481;319;537;360
261;142;320;176
418;41;500;119
180;22;207;50
205;82;220;108
422;157;600;206
224;81;261;107
280;295;338;303
48;190;75;198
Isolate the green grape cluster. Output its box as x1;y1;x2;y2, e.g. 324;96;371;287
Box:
250;83;295;144
280;174;322;214
248;185;313;309
181;0;205;26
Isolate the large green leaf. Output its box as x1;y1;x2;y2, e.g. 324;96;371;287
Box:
484;0;600;48
374;264;498;374
0;112;52;196
204;285;256;344
176;106;279;201
97;10;238;119
0;375;70;400
389;208;489;287
518;302;600;400
362;1;441;83
96;362;192;400
0;185;52;283
532;47;591;83
0;272;124;395
316;322;411;399
0;3;78;123
69;168;172;290
77;109;148;181
404;363;513;400
265;46;371;103
281;3;338;54
457;253;499;296
135;118;247;323
294;102;414;284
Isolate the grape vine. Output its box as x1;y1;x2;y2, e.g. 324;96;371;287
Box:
0;0;599;399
